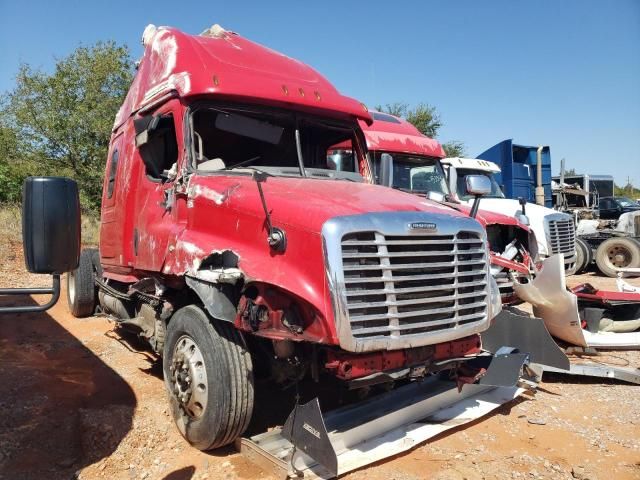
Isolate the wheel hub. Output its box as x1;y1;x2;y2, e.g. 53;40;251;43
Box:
607;246;630;268
169;335;208;419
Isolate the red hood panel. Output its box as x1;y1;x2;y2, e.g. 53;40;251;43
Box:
450;203;527;230
188;174;467;233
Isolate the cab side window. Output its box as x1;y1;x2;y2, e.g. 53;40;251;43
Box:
134;114;179;181
107;148;119;198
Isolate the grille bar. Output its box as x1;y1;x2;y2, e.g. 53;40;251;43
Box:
349;301;488;323
343;248;486;259
343;259;486;271
351;311;487;336
344;270;483;284
345;280;487;297
347;290;488;310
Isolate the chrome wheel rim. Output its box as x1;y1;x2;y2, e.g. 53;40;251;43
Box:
68;271;76;304
169;335;208;419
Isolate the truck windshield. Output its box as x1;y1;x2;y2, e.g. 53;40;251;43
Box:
455;168;505;200
190;105;364;182
616;197;638;208
372;153;449;195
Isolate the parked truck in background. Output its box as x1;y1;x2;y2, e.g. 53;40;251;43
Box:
441;157;577;273
477;139;554;208
553;172;640;276
64;24;531;465
330;111;537;304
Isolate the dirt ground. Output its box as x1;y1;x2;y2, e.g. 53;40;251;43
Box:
1;249;639;480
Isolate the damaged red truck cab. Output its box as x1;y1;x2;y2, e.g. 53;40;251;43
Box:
68;24;503;451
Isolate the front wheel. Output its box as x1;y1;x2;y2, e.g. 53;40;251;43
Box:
67;248;100;317
595;237;640;277
163;305;254;450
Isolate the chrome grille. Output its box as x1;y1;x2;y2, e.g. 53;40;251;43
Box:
340;231;489;341
547;218;576;255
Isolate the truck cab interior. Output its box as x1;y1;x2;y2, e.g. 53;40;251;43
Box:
189;105;365;182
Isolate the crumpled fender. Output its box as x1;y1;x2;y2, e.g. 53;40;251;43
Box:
515;255;640;349
512;254;587;347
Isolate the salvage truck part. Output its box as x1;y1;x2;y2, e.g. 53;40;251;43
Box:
0;177;80;314
514;254;640;349
66;23;554;471
241;376;530;479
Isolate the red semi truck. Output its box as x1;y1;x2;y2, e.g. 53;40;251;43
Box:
65;24;561;476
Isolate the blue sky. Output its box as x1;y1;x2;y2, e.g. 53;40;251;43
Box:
1;1;638;186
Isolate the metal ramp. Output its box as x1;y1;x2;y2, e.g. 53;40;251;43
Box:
239;377;528;479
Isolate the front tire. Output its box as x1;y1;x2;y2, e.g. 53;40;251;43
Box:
574;238;591;274
595;237;640;277
67;248;99;317
163;305;254;450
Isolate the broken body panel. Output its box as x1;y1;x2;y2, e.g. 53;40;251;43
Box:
514;255;640;348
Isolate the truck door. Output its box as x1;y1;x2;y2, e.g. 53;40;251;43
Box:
130;102;184;272
100;133;125;264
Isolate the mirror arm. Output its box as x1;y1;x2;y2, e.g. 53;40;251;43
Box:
0;274;61;314
469;195;481;219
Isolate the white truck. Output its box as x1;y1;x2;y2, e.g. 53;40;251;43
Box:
442;157;577;274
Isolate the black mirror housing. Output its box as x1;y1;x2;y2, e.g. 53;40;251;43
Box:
22;177;81;274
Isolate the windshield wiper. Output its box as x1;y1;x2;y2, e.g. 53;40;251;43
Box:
294;127;307;177
220;155;262;171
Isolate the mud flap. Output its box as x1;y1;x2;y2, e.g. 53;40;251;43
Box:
482;309;570;371
281;398;338;478
475;352;530;387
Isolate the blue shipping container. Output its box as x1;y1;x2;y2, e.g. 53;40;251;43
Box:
477;139;553;208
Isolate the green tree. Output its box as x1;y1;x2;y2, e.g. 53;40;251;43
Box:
559;167;577;176
441;140;465;158
1;42;133;210
375;102;465;157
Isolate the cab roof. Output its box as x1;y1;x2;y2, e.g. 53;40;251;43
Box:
114;24;372;129
441;157;501;173
358;111;445;158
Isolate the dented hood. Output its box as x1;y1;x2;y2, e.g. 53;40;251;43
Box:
188;174;468;233
446;203;528;230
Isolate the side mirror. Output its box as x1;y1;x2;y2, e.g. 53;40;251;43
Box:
518;197;527;215
23;177;81;273
465;175;491;196
465;175;491;219
379;153;393;187
0;177;80;314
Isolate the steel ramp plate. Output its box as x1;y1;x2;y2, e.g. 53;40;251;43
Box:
540;362;640;385
240;377;524;479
